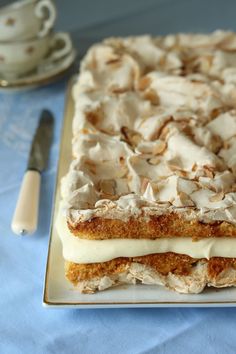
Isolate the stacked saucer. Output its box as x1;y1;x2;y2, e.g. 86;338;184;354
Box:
0;0;75;89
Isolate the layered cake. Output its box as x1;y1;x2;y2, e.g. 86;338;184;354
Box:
57;31;236;293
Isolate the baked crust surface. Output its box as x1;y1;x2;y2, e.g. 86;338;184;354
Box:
65;253;236;294
68;213;236;240
66;253;198;283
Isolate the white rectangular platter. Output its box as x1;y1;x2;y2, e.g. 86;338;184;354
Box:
43;78;236;308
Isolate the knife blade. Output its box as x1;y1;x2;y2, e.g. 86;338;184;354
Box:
11;110;54;236
27;110;54;172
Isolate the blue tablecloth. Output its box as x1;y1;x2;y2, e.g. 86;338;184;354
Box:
2;0;236;352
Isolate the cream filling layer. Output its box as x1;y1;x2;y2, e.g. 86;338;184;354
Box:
56;211;236;264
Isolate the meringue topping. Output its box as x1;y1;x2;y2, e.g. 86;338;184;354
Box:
63;32;236;225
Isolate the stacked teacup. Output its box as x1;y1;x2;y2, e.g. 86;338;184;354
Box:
0;0;73;79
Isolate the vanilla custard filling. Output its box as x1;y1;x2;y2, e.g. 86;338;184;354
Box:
56;211;236;264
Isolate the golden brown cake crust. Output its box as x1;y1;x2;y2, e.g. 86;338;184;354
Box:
68;212;236;240
65;252;236;285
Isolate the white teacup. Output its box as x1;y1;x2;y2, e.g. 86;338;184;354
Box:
0;32;73;78
0;0;56;42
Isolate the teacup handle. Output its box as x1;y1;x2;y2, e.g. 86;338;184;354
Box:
35;0;57;37
47;32;73;62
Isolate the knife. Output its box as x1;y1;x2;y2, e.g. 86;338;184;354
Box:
11;110;54;236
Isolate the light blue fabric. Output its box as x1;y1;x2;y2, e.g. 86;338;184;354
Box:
2;0;236;351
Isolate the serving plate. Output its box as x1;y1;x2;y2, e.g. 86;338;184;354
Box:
43;78;236;308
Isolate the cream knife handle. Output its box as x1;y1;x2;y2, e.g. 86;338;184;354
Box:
11;170;41;236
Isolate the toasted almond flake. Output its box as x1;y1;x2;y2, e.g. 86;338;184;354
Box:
106;56;122;65
196;55;212;72
148;116;172;140
167;158;182;171
175;170;188;177
119;156;125;165
132;134;142;145
138;76;151;91
127;175;133;182
86;107;102;125
147;156;160;165
81;128;90;134
85;160;97;174
167;163;180;171
90;53;97;70
208;134;222;153
143;89;160;105
210;107;224;119
98;179;116;195
178;191;195;206
210;185;218;192
159;125;171;140
81;289;95;294
203;165;215;178
205;170;214;178
110;86;128;94
153;141;167;155
182;125;194;138
151;182;159;193
169;197;175;204
121;126;142;146
140;177;150;194
119;165;129;178
223;141;230;149
209;191;225;202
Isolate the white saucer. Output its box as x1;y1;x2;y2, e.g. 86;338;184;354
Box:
0;48;77;91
